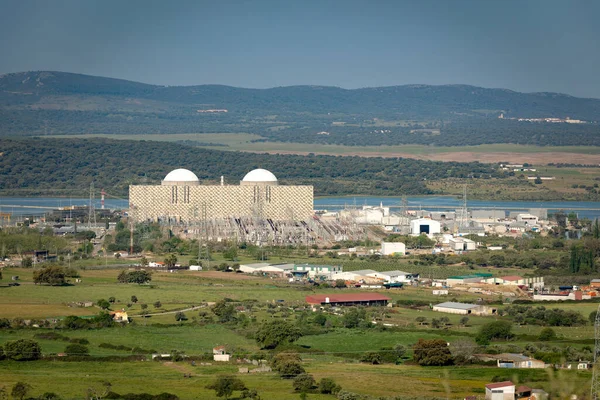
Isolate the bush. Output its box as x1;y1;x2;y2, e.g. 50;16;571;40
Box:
476;321;514;345
412;339;453;366
293;373;316;392
64;343;89;356
319;378;341;394
538;327;557;341
271;352;305;378
3;339;42;361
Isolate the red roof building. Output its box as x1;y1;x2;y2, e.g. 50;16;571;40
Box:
485;381;515;390
305;293;391;306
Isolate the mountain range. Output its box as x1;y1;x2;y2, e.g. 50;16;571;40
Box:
1;71;599;146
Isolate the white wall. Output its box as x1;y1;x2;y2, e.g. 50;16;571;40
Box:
381;242;406;256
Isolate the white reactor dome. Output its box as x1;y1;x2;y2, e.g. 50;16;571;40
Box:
241;168;278;185
161;168;200;185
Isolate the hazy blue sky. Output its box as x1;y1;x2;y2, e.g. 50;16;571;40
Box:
1;0;599;97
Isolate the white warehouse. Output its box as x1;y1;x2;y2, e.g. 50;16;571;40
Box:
381;242;406;256
410;218;441;236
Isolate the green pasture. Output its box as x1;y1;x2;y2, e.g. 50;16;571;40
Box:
0;359;591;400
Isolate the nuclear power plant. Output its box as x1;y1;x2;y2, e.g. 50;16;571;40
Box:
129;168;313;223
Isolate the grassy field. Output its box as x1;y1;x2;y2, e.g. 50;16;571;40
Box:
0;265;597;399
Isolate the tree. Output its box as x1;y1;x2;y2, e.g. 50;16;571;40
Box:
96;299;110;310
476;320;514;345
64;343;89;356
175;312;187;321
211;300;237;323
131;295;138;304
319;378;341;395
141;304;148;310
412;339;453;366
415;316;427;325
459;316;469;326
153;301;162;308
108;296;116;303
164;253;178;269
3;339;42;361
539;327;557;341
10;382;31;400
334;279;346;288
223;247;238;261
206;375;247;399
33;266;66;286
118;270;152;285
342;308;367;329
293;374;316;392
270;353;305;378
313;313;327;326
140;256;149;267
255;320;302;349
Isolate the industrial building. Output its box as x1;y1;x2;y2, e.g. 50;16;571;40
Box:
448;237;476;251
446;273;492;287
366;270;418;283
410;218;441;236
433;301;496;315
305;293;391;307
483;275;544;289
129;168;313;223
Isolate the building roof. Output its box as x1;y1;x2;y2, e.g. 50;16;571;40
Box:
434;302;480;310
349;269;378;276
485;381;515;390
240;263;271;269
306;293;391;304
502;275;523;281
242;168;277;183
368;270;413;277
591;279;600;283
516;386;532;394
163;168;199;182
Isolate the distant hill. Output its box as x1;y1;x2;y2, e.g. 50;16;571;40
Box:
1;71;599;146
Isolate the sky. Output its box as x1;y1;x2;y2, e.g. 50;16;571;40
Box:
1;0;599;98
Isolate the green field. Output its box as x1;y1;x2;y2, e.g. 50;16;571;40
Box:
0;266;596;399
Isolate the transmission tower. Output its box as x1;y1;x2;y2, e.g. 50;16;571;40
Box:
592;304;600;400
87;182;97;230
457;185;468;232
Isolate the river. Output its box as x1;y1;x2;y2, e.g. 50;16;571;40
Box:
2;196;600;219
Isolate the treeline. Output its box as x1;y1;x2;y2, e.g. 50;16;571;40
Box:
0;138;503;197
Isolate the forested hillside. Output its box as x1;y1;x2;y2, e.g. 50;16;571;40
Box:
0;138;502;197
1;71;599;146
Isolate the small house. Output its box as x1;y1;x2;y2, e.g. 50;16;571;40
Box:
110;311;129;323
213;346;230;362
591;279;600;289
485;381;515;400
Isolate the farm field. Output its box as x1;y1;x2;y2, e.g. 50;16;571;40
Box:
0;265;597;399
46;133;600;164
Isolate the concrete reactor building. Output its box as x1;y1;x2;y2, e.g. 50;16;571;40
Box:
129;168;313;223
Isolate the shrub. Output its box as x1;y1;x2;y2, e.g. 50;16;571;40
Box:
64;343;89;356
293;373;316;392
3;339;42;361
319;378;341;394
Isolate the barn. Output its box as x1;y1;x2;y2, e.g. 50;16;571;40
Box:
305;293;391;307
